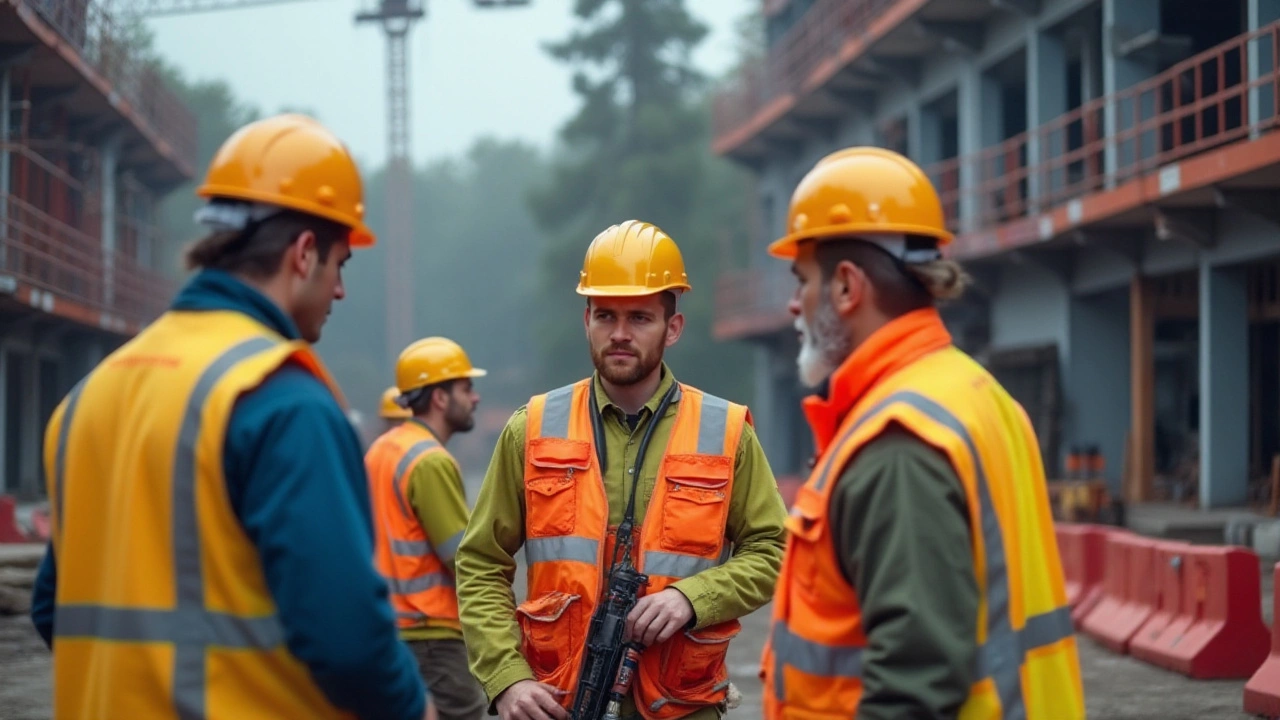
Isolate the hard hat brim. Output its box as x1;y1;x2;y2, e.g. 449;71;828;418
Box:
197;183;378;248
768;223;955;260
575;283;692;297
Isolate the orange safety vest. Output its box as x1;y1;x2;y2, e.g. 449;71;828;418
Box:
761;308;1085;720
366;421;460;628
517;378;749;720
44;309;357;720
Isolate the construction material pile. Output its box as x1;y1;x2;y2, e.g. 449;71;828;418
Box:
0;545;42;616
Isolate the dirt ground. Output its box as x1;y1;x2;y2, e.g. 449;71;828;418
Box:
0;604;1263;720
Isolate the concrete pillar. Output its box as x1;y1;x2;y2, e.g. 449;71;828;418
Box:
1102;0;1160;186
0;346;6;494
753;343;786;469
959;65;1002;232
1129;275;1155;503
1248;0;1280;138
1199;262;1250;508
18;348;38;498
101;132;122;307
1027;28;1069;208
1066;289;1131;493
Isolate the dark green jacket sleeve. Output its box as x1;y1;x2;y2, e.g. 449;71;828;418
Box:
831;426;978;720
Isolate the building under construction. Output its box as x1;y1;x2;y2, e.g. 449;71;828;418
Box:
714;0;1280;510
0;0;194;499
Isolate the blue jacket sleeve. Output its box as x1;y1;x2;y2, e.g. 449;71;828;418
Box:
224;365;425;720
31;542;56;648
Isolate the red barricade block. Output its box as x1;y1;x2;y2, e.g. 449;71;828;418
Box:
1080;532;1157;653
1244;563;1280;716
0;495;29;543
1129;540;1193;664
1136;545;1267;678
1056;523;1111;626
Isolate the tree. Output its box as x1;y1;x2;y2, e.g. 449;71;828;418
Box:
530;0;757;401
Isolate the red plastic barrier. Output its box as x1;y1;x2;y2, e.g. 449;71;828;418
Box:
1244;563;1280;716
1080;532;1157;653
1129;540;1193;664
1055;523;1111;626
0;495;28;543
1135;545;1267;678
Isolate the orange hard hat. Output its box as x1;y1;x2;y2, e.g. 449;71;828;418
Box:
576;219;691;297
196;114;376;247
395;337;486;394
768;146;953;259
379;386;411;420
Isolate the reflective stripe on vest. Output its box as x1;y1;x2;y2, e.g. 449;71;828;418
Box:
772;389;1075;718
52;336;287;720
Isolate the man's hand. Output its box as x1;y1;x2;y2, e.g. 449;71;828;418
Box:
626;588;694;647
495;679;568;720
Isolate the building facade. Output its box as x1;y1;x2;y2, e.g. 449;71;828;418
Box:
0;0;195;498
713;0;1280;509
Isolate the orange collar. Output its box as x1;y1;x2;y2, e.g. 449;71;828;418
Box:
802;307;953;456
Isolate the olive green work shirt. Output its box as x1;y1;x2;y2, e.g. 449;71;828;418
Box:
401;420;470;642
455;366;788;715
832;426;979;720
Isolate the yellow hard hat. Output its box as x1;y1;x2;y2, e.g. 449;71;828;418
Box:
196;114;376;248
379;386;411;420
768;146;953;260
576;219;691;296
395;337;487;394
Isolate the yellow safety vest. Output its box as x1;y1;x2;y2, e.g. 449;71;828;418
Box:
44;308;355;720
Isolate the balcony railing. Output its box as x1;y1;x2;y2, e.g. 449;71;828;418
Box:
713;0;906;148
2;142;175;328
924;20;1273;236
21;0;198;175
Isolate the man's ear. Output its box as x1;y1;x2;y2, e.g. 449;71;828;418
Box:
287;230;319;278
664;312;685;348
830;260;868;316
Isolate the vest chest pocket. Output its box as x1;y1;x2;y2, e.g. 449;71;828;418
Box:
525;438;591;538
659;454;732;556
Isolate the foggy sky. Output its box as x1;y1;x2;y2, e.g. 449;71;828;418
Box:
147;0;748;169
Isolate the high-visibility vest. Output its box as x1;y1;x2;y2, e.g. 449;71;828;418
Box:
761;310;1085;720
518;379;749;720
365;421;460;628
44;309;356;720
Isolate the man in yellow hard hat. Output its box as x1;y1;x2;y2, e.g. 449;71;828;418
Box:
758;147;1085;720
456;219;788;720
29;114;428;720
367;337;488;720
381;384;413;434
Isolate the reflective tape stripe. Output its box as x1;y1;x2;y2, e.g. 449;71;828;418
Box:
436;529;465;562
696;392;730;455
393;439;440;518
52;336;285;720
541;383;575;440
397;610;428;622
525;536;598;565
391;539;433;556
56;605;285;648
775;390;1075;718
644;550;718;579
390;571;454;595
54;377;87;537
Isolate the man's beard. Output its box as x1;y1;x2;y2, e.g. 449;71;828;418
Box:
592;341;662;386
445;398;475;434
796;297;853;388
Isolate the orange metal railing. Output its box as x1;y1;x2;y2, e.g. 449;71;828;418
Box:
923;21;1275;233
2;142;176;327
713;0;901;145
22;0;198;174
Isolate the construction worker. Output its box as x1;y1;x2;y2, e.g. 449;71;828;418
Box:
381;384;413;433
455;220;789;720
759;147;1085;719
366;337;488;720
28;115;428;720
